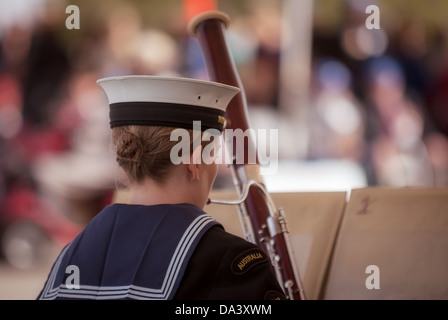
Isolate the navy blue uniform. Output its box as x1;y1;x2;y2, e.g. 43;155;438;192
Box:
38;203;285;300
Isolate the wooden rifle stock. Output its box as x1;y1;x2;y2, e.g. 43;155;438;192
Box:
188;11;305;300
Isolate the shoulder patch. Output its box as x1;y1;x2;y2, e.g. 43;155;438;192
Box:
231;248;268;275
264;290;286;300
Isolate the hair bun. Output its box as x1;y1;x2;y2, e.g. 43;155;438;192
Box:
111;125;188;183
115;131;144;163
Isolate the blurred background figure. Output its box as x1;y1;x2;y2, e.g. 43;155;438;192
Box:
308;58;366;163
364;56;435;187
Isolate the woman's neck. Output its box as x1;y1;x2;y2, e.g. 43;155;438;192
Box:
129;179;183;206
126;169;206;209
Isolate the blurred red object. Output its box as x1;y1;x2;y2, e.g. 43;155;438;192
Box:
0;181;82;269
11;125;71;164
183;0;217;22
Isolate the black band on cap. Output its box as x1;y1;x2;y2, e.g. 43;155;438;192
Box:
109;102;226;132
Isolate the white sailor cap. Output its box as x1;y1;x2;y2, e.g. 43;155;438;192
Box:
97;75;240;132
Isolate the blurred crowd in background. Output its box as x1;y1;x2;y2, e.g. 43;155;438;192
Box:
0;0;448;267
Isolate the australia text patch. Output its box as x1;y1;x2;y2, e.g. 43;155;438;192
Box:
231;248;267;275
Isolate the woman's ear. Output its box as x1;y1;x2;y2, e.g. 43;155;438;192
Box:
187;162;200;183
188;146;203;183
